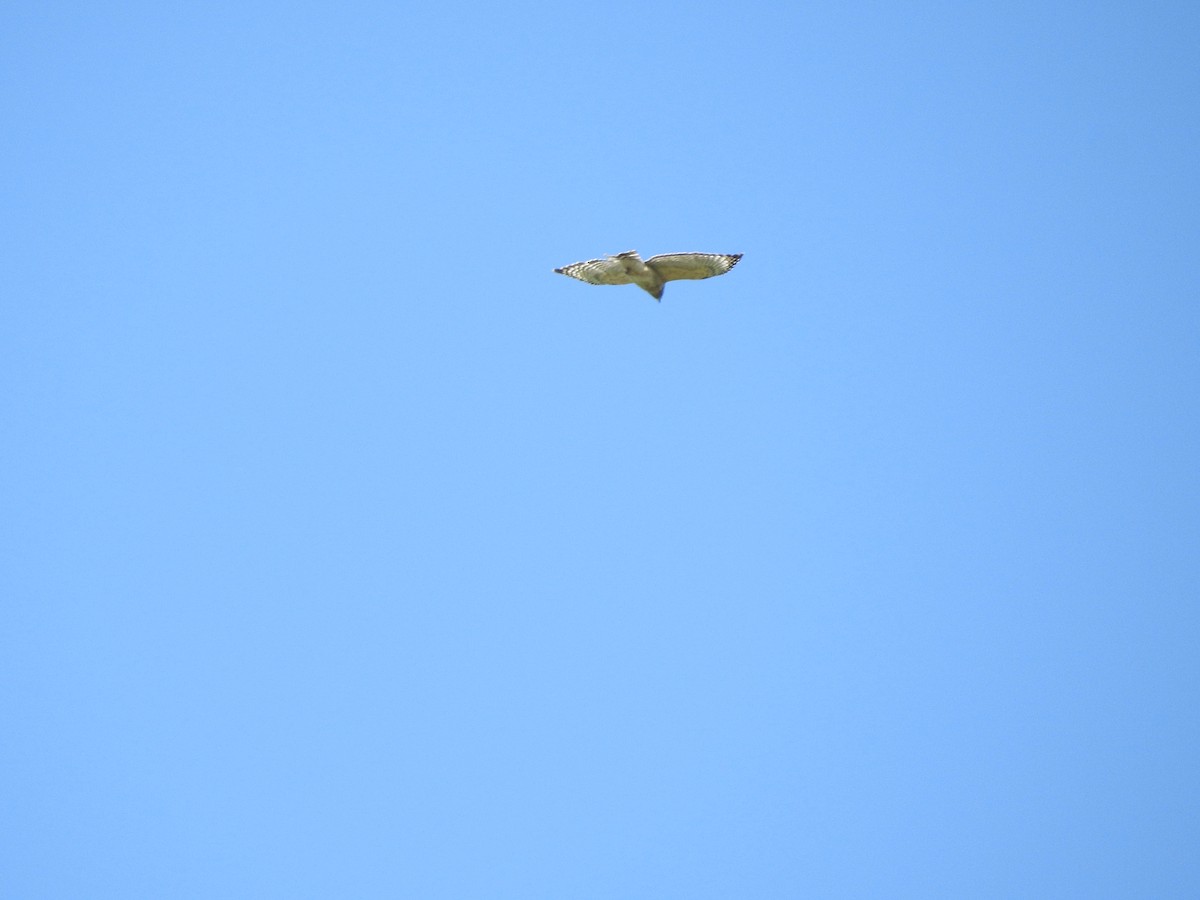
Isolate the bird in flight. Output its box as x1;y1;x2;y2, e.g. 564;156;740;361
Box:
554;250;742;302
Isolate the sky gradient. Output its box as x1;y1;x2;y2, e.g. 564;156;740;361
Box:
3;2;1199;897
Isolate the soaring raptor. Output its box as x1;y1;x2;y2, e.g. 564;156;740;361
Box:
554;250;742;302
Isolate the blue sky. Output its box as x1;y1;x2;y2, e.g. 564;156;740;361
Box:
3;2;1198;896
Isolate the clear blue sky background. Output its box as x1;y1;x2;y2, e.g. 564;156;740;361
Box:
3;2;1198;897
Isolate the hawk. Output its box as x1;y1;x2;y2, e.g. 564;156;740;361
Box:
554;250;743;302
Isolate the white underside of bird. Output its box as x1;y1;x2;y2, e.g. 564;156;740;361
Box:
554;250;742;301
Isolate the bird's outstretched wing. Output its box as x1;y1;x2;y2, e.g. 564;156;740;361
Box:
553;257;634;286
646;252;742;282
